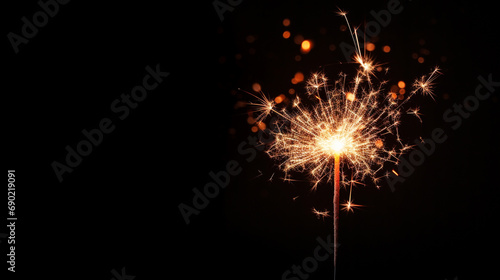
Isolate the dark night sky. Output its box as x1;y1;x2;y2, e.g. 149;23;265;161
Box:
4;0;499;279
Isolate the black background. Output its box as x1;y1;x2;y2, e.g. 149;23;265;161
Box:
4;0;499;279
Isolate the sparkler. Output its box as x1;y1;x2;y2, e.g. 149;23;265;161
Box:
249;11;440;278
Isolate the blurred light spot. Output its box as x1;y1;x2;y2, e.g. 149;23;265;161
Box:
295;55;302;61
292;72;304;84
288;88;295;94
247;116;256;125
301;40;312;53
346;92;355;101
399;88;406;95
233;100;247;109
275;94;286;104
420;48;430;55
366;42;375;51
376;66;383;72
228;128;236;135
340;24;347;31
283;18;290;27
383;45;391;53
294;34;304;45
398;94;404;100
418;57;425;63
283;31;291;39
329;44;336;51
257;121;266;130
411;53;418;59
251;126;259;133
246;35;256;43
398;81;406;88
295;72;304;82
440;56;447;63
252;82;261;92
375;139;383;149
442;93;450;100
391;92;398;100
390;85;399;93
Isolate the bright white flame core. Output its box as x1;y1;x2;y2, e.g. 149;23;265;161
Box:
319;137;346;155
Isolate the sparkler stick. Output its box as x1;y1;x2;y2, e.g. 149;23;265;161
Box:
248;11;440;279
333;153;340;274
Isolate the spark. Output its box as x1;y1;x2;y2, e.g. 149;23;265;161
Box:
407;107;423;123
341;200;363;213
312;208;331;220
268;172;275;182
342;178;363;213
411;66;441;100
244;90;275;122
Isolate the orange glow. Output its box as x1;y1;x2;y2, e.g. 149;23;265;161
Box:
399;88;406;95
294;72;304;83
283;18;290;27
257;121;266;130
292;72;304;84
346;92;355;101
252;82;261;92
391;92;398;100
392;169;399;176
247;116;256;125
294;34;304;45
282;31;291;39
383;45;391;53
251;126;259;133
366;42;375;51
418;57;425;63
288;88;295;94
398;81;406;88
301;40;312;53
375;139;383;148
274;94;286;104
